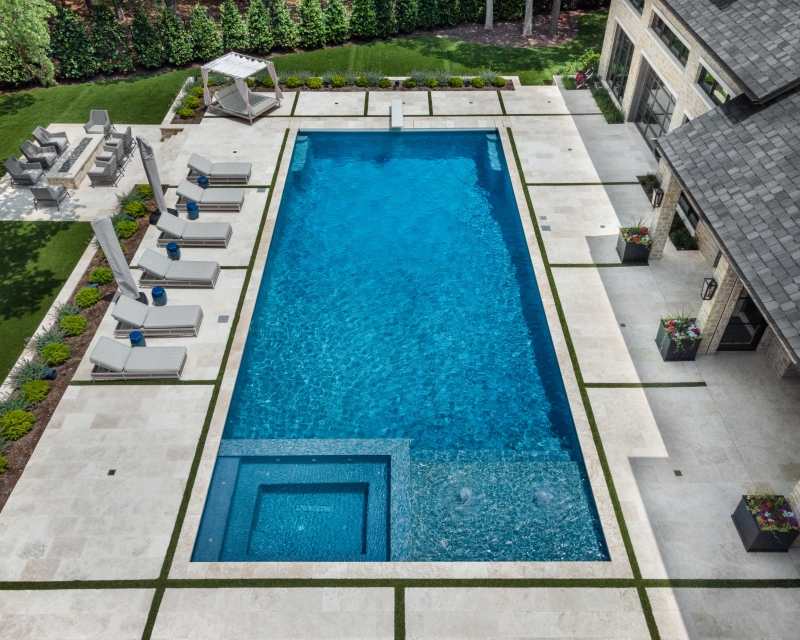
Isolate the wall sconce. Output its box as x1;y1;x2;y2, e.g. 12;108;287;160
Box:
701;277;718;300
651;188;664;208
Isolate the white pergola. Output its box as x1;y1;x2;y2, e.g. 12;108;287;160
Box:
201;52;283;124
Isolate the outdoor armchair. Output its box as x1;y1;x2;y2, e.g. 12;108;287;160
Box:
110;126;136;158
83;110;114;137
156;212;232;248
176;179;245;212
4;157;44;186
97;138;127;171
19;140;58;169
89;336;187;381
88;155;121;187
112;295;203;338
186;153;252;185
29;185;70;210
137;249;220;289
32;127;70;155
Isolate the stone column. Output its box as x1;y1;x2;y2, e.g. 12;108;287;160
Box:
648;159;680;259
695;254;742;355
789;480;800;515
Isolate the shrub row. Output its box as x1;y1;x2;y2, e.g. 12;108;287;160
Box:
273;68;506;89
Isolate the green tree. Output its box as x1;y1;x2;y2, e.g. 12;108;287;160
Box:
220;0;249;51
395;0;418;33
0;0;56;87
349;0;377;38
49;5;98;80
416;0;439;29
189;4;223;60
246;0;273;54
438;0;459;26
270;0;297;49
91;2;134;74
158;5;193;67
297;0;326;48
374;0;397;37
323;0;349;45
132;5;164;68
460;0;484;22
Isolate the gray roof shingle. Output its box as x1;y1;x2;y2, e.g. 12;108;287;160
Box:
656;87;800;363
660;0;800;101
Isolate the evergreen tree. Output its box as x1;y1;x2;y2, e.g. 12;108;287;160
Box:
189;4;223;60
49;5;98;80
349;0;377;39
374;0;397;37
395;0;418;33
416;0;439;29
460;0;484;22
297;0;326;48
158;6;194;67
246;0;273;54
270;0;297;49
437;0;459;26
0;0;56;87
324;0;349;45
132;6;164;68
91;3;134;74
220;0;249;51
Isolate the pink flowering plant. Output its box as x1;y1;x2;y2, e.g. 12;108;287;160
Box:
746;494;800;532
661;313;701;341
619;219;652;246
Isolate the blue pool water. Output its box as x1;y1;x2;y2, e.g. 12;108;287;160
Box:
200;130;607;562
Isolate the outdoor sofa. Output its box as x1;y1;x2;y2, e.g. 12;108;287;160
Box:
176;179;245;212
112;295;203;338
4;157;44;186
32;127;70;155
29;185;70;210
156;212;232;248
19;140;57;169
186;153;252;185
84;110;114;138
90;336;186;380
137;249;220;289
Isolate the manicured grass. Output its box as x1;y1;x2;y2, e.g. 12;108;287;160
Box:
0;69;195;175
0;222;95;381
271;11;607;84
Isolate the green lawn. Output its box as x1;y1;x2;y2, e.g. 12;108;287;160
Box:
0;222;95;381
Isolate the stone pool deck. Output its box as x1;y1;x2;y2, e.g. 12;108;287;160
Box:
0;81;798;639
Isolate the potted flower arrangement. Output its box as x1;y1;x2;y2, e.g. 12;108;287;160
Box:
655;313;701;361
616;220;652;263
732;494;800;551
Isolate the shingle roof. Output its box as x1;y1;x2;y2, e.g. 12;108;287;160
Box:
656;88;800;363
660;0;800;101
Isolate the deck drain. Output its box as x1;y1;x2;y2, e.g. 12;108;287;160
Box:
218;315;229;323
674;470;682;477
619;323;626;327
600;225;605;228
539;216;547;220
108;469;116;476
233;150;237;153
257;187;266;193
541;225;551;231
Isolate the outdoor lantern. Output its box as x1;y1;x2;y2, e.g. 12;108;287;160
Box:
701;277;718;300
394;80;400;88
651;188;664;207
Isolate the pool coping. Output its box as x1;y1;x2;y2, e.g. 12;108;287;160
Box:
170;123;634;581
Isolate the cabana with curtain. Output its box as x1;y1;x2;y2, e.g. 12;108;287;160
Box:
201;52;282;124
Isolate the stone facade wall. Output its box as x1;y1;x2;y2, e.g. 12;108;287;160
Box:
766;334;800;379
599;0;743;129
694;220;719;267
647;158;680;258
696;255;742;355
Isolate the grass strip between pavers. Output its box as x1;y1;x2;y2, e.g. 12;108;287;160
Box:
550;262;650;268
497;90;507;115
290;92;300;116
506;127;660;640
364;91;370;117
395;586;405;640
428;91;433;116
584;382;707;388
527;181;641;186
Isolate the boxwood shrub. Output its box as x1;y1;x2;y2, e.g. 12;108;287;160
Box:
0;409;36;441
125;201;147;218
89;267;114;285
178;107;195;119
262;76;275;89
493;76;506;87
185;95;201;109
449;77;464;88
379;78;391;89
331;75;346;88
60;315;87;337
425;77;438;88
115;220;138;239
471;77;486;88
20;380;49;404
403;78;417;88
75;287;101;309
136;185;154;200
0;456;7;475
191;86;205;97
285;76;301;88
307;77;323;89
31;328;65;354
41;343;71;366
355;75;369;87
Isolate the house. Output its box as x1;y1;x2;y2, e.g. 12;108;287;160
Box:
596;0;800;377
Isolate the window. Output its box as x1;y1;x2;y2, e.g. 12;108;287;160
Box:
718;291;768;351
677;193;699;229
697;66;729;105
607;26;635;102
634;66;676;149
631;0;645;13
651;15;689;66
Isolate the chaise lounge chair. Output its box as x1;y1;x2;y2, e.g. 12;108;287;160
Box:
20;140;58;169
176;179;245;212
156;212;232;248
110;126;136;158
30;185;70;210
211;84;279;125
88;156;121;187
90;336;187;380
186;153;252;185
84;110;114;138
4;157;44;186
137;249;220;289
32;127;70;155
112;295;203;338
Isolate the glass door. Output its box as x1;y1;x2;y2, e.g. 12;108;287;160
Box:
718;291;768;351
634;65;676;150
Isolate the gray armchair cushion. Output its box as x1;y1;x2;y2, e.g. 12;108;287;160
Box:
3;157;43;184
19;141;57;168
32;127;69;154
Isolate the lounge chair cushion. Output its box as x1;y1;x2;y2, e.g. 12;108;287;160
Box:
208;163;251;178
112;296;149;328
124;346;187;374
138;249;172;278
177;179;245;206
176;180;204;202
187;154;214;176
156;213;188;238
183;222;232;240
143;305;202;329
165;261;219;281
90;337;131;372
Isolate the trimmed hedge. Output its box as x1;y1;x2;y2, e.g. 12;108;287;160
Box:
115;220;138;239
41;343;70;366
0;409;36;441
75;287;101;309
60;315;87;336
20;380;49;404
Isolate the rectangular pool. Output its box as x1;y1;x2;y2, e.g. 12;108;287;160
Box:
195;130;608;562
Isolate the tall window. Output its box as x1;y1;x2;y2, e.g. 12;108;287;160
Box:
677;193;699;229
698;66;729;106
634;66;676;148
631;0;645;13
607;26;635;102
651;15;689;66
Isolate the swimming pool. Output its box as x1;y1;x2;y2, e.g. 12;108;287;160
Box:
195;130;608;562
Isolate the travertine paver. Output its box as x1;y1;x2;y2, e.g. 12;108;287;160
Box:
0;589;153;639
406;588;649;638
502;85;570;114
367;91;431;117
293;92;367;116
151;588;394;639
0;384;211;581
648;588;800;639
72;269;246;382
430;91;503;116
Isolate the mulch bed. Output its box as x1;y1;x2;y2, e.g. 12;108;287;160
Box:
429;12;584;48
0;190;158;514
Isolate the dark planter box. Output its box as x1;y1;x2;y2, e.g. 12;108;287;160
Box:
616;232;651;263
655;319;701;361
732;496;800;552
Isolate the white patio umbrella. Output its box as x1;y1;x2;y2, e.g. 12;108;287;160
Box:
136;136;168;214
90;217;144;303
